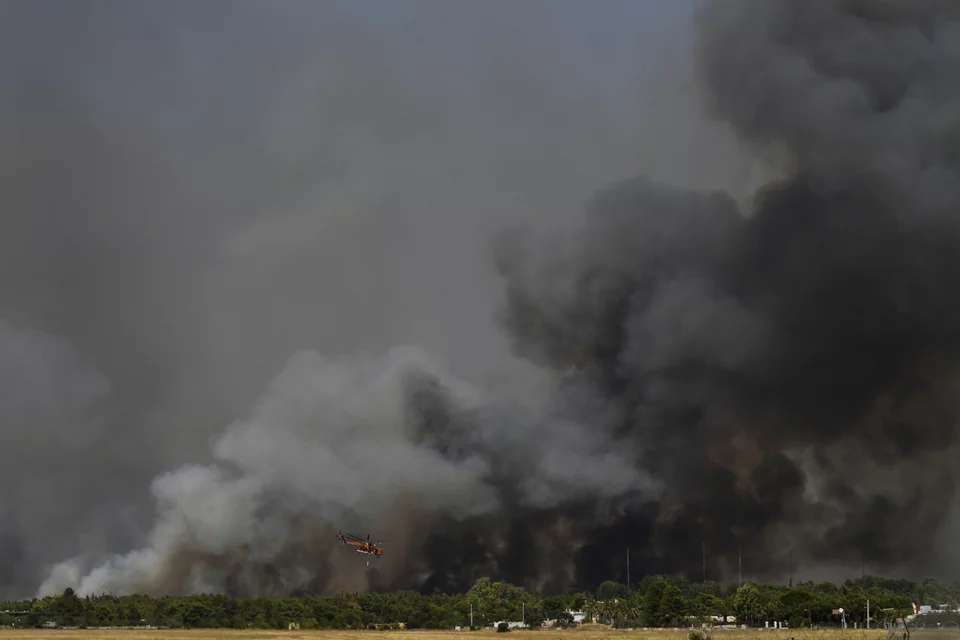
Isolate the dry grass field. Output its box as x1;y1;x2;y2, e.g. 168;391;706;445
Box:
2;627;953;640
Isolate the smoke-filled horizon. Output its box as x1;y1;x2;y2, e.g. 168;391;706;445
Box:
4;0;960;599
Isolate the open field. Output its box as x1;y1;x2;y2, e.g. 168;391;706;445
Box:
2;628;955;640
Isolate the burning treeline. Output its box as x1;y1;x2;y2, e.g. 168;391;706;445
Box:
40;0;960;597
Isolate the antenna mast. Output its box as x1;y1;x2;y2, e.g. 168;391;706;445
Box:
789;550;793;587
626;547;630;592
738;546;742;585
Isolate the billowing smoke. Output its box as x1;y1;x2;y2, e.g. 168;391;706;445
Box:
495;0;960;582
505;0;960;582
3;0;739;599
16;0;960;598
39;346;653;596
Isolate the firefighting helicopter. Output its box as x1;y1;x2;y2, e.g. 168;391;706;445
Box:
336;530;386;566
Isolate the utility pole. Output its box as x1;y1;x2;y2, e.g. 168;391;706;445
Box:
867;599;871;629
522;602;525;628
626;547;630;592
789;550;793;587
470;602;474;629
738;546;742;585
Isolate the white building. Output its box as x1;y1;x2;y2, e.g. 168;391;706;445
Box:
492;621;528;629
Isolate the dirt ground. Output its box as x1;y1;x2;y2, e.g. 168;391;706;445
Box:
0;625;934;640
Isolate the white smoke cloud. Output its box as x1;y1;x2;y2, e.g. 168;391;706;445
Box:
38;342;656;597
4;0;764;598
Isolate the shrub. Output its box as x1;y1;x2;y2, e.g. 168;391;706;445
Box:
689;628;712;640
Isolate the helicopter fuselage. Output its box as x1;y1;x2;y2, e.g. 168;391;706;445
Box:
337;532;383;558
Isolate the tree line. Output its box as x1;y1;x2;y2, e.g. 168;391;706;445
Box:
2;575;958;630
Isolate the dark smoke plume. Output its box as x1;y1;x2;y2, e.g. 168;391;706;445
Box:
493;0;960;584
4;0;732;599
494;0;960;584
21;0;960;598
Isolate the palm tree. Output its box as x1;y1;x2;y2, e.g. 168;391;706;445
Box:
583;598;597;624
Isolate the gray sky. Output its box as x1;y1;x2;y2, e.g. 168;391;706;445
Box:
7;0;956;600
0;0;765;599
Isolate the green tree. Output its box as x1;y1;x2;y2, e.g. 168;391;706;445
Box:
691;592;723;623
659;584;687;627
642;578;669;626
597;580;629;601
541;595;567;622
733;583;761;626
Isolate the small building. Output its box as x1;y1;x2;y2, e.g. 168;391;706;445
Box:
492;621;528;629
685;614;737;628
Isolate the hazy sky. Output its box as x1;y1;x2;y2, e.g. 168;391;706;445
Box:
7;0;959;601
0;0;767;599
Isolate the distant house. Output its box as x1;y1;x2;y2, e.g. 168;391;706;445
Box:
685;614;738;627
491;621;528;629
712;614;738;625
542;610;591;627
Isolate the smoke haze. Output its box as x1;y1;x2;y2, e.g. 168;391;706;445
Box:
4;0;959;599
